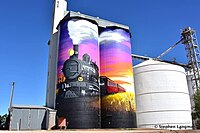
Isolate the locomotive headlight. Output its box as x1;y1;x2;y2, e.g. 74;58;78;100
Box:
78;76;83;82
68;49;74;56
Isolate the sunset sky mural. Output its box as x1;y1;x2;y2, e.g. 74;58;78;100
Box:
100;28;134;92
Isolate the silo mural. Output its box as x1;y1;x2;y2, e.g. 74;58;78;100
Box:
99;28;136;128
56;18;100;128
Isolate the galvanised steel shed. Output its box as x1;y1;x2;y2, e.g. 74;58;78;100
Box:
9;105;56;130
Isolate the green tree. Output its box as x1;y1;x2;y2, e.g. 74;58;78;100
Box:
0;114;7;125
192;90;200;129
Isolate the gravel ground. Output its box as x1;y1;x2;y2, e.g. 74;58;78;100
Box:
0;129;199;133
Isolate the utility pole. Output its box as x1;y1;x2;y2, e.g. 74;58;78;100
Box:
9;82;15;109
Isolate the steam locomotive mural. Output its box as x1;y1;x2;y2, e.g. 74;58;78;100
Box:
55;17;136;129
59;45;99;98
56;18;100;129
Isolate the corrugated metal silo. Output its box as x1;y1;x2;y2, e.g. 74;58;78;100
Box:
134;60;192;130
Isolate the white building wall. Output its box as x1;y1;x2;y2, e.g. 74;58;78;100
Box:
46;0;67;108
52;0;67;34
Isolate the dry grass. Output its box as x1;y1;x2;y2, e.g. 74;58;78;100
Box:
101;92;136;112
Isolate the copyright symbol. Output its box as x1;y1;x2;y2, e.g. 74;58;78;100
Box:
154;125;158;128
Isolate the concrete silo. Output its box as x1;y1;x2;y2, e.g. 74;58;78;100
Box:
100;27;136;128
56;17;100;129
134;60;192;130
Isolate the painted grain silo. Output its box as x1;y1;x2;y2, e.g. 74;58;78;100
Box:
99;27;136;128
134;60;192;130
55;17;100;128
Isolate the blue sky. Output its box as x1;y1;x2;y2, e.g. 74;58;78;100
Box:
0;0;200;115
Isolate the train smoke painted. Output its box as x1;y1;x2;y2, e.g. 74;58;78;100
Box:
68;19;98;44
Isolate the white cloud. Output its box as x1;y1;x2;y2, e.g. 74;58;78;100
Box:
99;29;129;44
68;19;98;44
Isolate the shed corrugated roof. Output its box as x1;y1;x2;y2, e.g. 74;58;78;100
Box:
11;105;55;110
